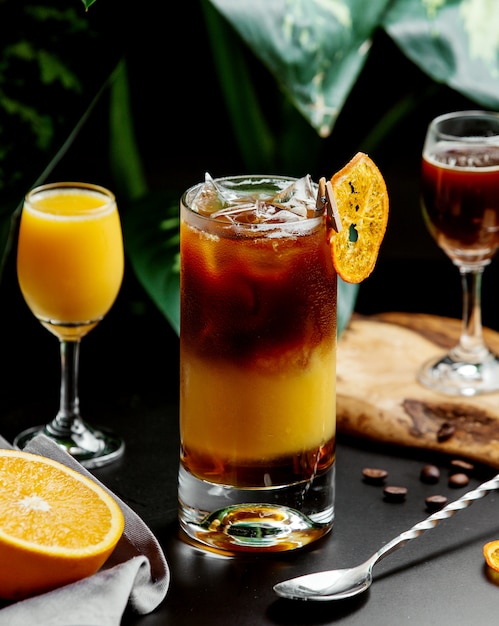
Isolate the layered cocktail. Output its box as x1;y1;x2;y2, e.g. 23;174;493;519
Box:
179;175;337;552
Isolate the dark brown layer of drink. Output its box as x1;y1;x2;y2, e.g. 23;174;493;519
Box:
422;147;499;263
181;437;335;487
180;219;337;363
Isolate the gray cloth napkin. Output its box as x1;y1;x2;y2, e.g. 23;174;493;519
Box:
0;434;170;626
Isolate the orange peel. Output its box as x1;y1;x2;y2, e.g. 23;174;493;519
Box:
484;540;499;573
328;152;389;284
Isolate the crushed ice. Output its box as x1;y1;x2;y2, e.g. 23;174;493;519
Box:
191;173;319;223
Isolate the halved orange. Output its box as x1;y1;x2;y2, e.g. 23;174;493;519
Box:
484;540;499;572
328;152;389;284
0;449;124;600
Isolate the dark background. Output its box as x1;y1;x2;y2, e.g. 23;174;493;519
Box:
2;6;499;624
2;1;498;447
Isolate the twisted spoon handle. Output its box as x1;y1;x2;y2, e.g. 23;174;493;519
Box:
372;472;499;566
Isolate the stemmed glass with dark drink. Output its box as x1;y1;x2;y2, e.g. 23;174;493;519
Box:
419;110;499;396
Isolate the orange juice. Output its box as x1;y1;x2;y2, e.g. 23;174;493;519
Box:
179;175;337;551
17;187;124;327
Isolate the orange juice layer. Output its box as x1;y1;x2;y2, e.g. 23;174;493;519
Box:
17;192;124;323
181;346;336;463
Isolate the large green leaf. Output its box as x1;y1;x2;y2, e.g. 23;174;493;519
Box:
208;0;499;139
108;59;148;201
123;192;180;335
383;0;499;109
338;279;358;336
208;0;392;137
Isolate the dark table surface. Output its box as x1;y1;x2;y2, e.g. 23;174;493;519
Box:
113;423;499;626
2;262;499;625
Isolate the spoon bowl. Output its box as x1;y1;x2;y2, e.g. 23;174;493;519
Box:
274;564;373;601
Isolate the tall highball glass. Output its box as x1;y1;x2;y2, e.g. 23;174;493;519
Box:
178;175;337;553
14;182;125;467
419;111;499;396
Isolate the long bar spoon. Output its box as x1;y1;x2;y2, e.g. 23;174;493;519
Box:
274;472;499;601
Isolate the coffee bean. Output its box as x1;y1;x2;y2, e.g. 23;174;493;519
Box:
448;472;470;488
450;459;474;474
362;467;388;485
383;485;407;502
425;494;448;512
437;422;455;442
420;464;440;484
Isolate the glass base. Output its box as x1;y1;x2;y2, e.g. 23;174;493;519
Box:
13;422;125;469
418;351;499;396
178;464;335;553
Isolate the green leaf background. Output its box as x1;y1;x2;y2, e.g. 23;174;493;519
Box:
3;0;499;338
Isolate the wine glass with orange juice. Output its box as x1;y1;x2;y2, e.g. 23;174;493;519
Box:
14;182;125;467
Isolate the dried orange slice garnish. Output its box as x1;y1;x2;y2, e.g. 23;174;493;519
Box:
328;152;389;284
484;540;499;572
0;449;124;600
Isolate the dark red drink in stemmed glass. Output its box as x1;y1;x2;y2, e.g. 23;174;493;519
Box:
419;111;499;395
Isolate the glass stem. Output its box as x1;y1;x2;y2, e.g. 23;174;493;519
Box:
453;267;489;361
45;339;81;438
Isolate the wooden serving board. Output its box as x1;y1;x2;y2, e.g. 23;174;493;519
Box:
336;312;499;469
